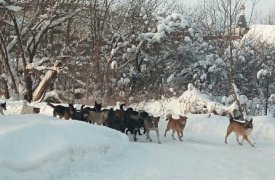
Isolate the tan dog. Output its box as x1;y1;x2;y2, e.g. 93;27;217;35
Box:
164;114;187;141
225;115;254;147
84;110;109;125
144;115;161;144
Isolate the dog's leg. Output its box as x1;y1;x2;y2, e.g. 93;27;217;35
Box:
243;135;255;147
243;131;256;145
133;130;137;141
164;128;169;137
235;134;242;145
156;129;161;144
225;128;232;144
177;131;183;141
172;130;176;140
180;131;183;138
146;130;152;142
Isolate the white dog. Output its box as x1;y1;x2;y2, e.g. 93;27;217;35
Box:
21;100;40;114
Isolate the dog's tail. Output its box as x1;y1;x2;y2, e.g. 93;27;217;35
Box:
120;104;125;111
47;102;55;108
166;113;172;121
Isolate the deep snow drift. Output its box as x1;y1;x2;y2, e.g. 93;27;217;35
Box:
0;96;275;180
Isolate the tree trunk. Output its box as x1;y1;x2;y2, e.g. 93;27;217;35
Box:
24;69;33;102
32;62;61;102
0;77;10;99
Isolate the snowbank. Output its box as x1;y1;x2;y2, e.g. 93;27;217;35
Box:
0;115;129;180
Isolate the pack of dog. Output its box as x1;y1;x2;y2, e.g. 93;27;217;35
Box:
225;114;255;147
0;102;6;115
164;114;187;141
45;100;259;148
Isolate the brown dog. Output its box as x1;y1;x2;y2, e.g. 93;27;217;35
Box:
225;115;254;147
144;115;161;144
164;114;187;141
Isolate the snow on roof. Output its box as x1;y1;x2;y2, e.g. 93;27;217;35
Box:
241;24;275;45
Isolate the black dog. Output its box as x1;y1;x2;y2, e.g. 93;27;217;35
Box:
105;104;126;132
124;108;143;141
0;102;6;115
69;104;86;121
47;102;72;120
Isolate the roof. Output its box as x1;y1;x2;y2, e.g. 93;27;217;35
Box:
241;24;275;45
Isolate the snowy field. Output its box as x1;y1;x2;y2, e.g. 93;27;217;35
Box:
1;98;275;180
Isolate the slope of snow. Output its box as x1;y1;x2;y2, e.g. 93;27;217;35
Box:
0;114;128;180
0;98;275;180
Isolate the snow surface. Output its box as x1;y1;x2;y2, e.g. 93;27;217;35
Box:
242;24;275;45
1;97;275;180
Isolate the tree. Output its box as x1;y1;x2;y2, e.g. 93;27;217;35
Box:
0;0;82;102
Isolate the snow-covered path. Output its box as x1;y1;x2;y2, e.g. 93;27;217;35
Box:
61;115;275;180
1;100;275;180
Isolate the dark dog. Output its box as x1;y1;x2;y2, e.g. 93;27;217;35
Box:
225;115;254;147
82;101;102;113
47;102;72;120
69;104;86;121
144;115;161;144
124;108;144;141
0;102;6;115
164;114;187;141
105;104;126;132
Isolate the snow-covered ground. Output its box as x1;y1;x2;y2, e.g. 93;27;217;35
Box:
1;98;275;180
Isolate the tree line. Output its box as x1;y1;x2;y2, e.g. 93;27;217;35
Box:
0;0;274;109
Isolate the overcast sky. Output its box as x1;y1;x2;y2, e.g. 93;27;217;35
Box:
182;0;275;23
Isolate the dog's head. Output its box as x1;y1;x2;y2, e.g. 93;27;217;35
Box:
179;116;187;125
1;102;6;110
94;101;102;112
150;116;160;128
166;114;172;120
243;118;253;130
33;107;40;114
